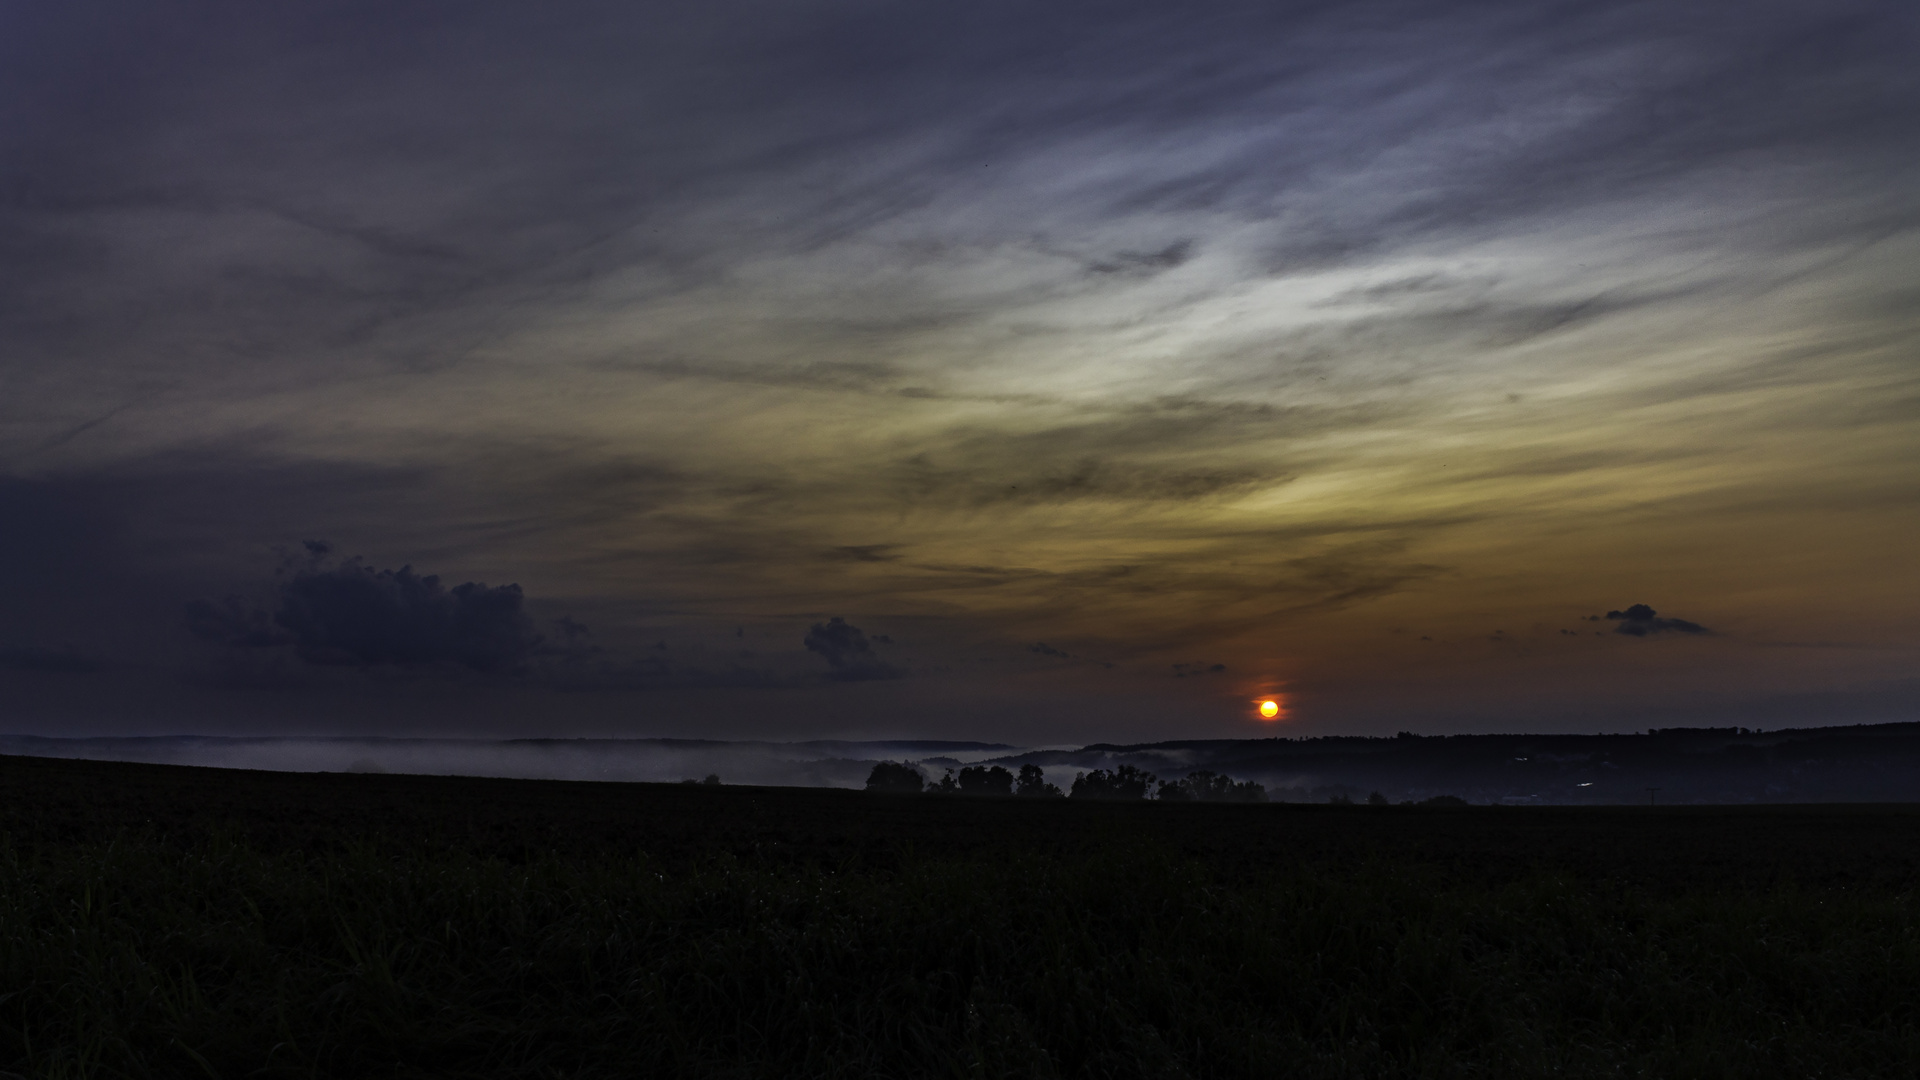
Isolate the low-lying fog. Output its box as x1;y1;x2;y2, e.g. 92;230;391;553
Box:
0;735;1029;790
6;723;1919;805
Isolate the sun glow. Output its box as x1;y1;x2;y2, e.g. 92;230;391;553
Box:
1258;699;1280;719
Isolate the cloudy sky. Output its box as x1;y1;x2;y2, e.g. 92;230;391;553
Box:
2;0;1915;742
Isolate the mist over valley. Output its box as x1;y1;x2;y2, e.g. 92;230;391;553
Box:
11;722;1920;805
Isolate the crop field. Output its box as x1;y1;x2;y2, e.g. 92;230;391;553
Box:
4;754;1920;1078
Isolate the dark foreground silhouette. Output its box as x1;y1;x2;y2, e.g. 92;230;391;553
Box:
5;753;1920;1078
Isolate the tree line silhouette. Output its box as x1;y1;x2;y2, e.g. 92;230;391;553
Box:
864;761;1267;802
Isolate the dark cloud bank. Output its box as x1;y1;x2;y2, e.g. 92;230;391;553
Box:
187;544;902;691
190;543;546;673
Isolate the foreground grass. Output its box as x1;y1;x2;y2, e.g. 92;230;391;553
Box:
4;822;1919;1079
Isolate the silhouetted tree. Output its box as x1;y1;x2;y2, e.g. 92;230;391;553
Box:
702;774;721;786
957;764;1014;796
1367;791;1388;806
864;761;925;794
932;769;960;794
1015;764;1064;798
1328;793;1354;806
1070;764;1156;800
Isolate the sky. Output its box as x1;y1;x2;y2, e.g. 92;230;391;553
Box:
2;0;1916;744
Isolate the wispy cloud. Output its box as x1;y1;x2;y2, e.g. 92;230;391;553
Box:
0;0;1913;739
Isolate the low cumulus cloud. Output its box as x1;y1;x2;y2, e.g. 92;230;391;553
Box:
1599;604;1711;637
185;543;831;692
803;617;902;681
190;544;547;673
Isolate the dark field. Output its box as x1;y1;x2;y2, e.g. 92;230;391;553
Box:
4;755;1919;1078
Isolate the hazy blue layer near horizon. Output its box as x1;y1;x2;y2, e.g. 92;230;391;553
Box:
10;725;1920;806
0;735;1032;790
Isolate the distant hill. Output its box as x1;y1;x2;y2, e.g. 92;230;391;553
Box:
994;723;1920;805
4;724;1919;803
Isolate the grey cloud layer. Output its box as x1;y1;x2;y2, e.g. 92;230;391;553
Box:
6;1;1910;419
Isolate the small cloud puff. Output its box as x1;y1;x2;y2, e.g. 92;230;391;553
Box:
803;616;902;681
1603;603;1710;637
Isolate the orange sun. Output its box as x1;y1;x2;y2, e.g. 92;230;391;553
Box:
1258;699;1280;719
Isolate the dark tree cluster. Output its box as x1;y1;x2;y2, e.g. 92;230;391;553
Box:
929;765;1016;795
867;761;1264;802
863;762;1065;797
1070;765;1269;802
1015;763;1064;798
1330;791;1466;806
1153;770;1268;803
863;761;926;794
1069;764;1157;800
